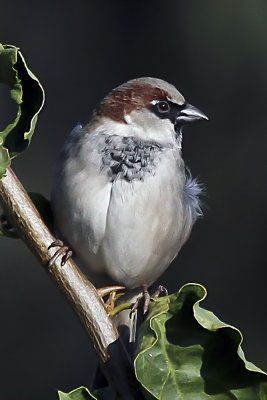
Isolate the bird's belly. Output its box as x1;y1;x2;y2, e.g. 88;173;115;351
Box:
53;147;187;289
98;171;185;288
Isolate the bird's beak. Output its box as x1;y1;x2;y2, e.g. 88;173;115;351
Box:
175;103;209;124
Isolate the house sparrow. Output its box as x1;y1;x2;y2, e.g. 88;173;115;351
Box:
51;77;207;326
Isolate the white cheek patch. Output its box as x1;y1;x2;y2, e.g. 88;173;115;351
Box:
124;114;132;124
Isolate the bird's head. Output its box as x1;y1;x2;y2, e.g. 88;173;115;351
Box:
93;77;208;147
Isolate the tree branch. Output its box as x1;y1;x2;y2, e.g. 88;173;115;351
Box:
0;167;141;399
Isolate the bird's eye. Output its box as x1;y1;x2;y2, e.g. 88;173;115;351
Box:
156;101;170;113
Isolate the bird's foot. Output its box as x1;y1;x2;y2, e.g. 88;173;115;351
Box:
130;284;150;316
105;290;117;313
48;239;73;267
130;284;168;317
152;284;168;298
0;214;19;238
96;286;125;313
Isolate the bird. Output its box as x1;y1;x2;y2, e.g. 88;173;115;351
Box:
51;77;208;339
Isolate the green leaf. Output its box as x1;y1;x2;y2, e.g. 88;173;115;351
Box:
58;387;97;400
58;386;116;400
0;43;44;178
135;283;267;400
0;138;10;177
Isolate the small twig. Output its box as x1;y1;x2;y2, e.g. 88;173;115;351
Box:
0;167;142;399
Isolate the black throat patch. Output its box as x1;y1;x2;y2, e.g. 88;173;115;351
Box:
101;135;163;182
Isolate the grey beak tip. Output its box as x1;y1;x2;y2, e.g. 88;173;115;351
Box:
196;112;209;122
175;103;209;124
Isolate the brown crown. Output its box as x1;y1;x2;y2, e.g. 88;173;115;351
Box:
94;82;168;123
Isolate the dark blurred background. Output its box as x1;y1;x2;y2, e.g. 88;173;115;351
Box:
1;1;267;399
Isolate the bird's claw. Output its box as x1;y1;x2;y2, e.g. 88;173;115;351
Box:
96;286;125;313
97;285;125;298
105;291;118;313
130;284;168;317
48;239;73;267
152;285;168;298
0;214;19;238
130;284;150;317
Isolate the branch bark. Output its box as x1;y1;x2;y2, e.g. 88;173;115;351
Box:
0;167;141;399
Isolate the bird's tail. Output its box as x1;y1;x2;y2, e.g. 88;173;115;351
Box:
91;288;142;391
